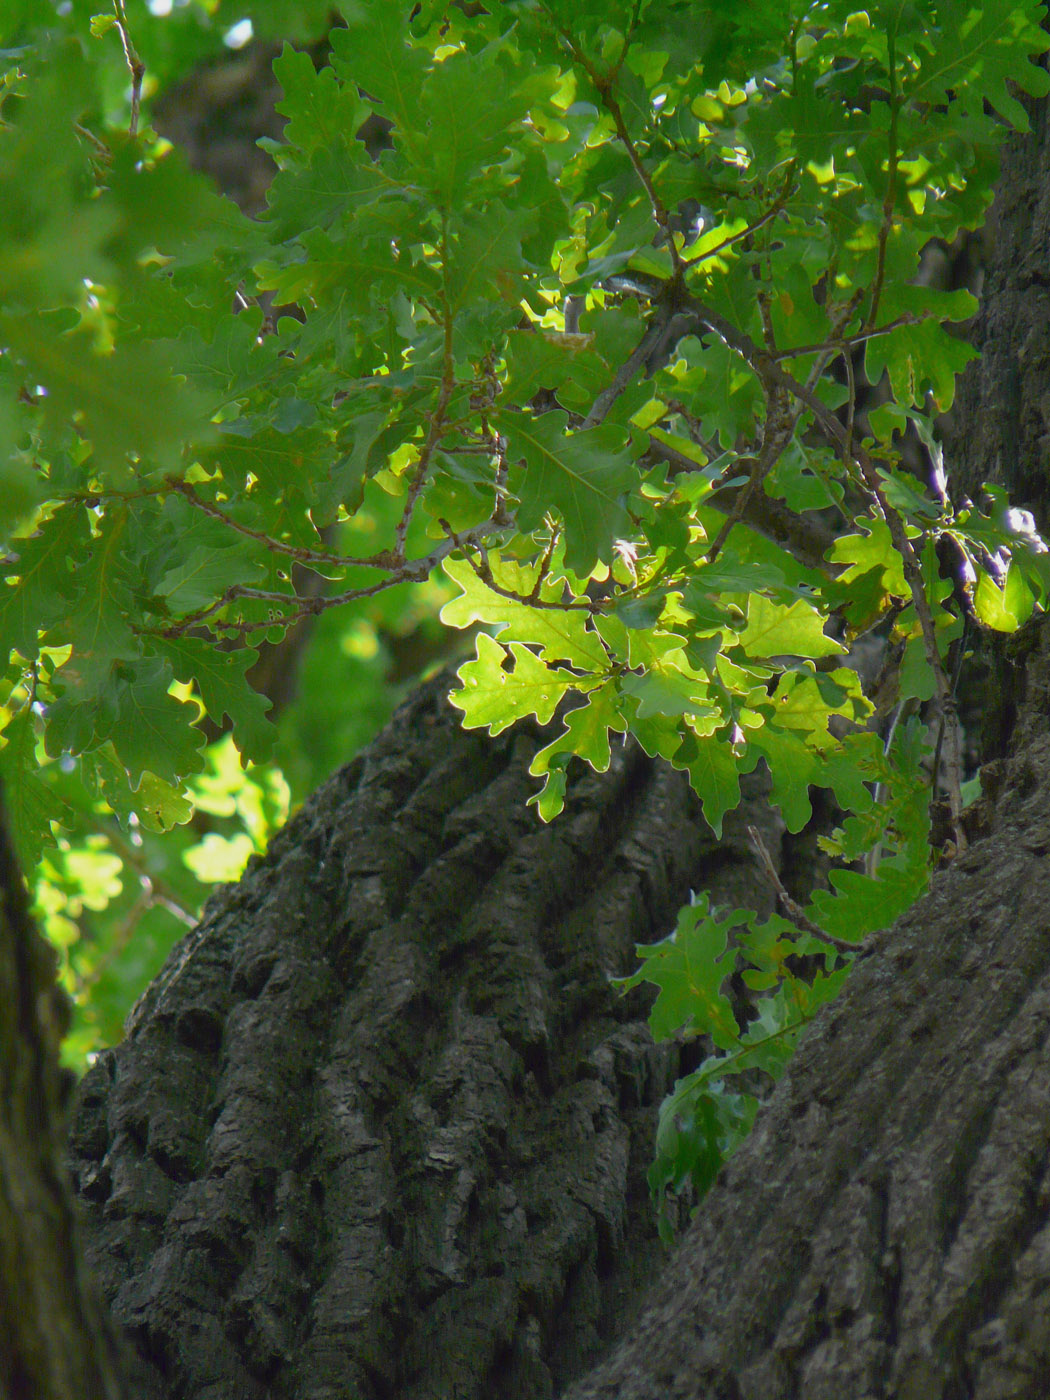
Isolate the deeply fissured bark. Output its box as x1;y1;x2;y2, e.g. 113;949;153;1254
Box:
69;681;779;1400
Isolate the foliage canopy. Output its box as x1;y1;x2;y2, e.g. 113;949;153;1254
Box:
2;0;1048;1214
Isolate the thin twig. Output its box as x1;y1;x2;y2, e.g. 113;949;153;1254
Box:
704;389;800;564
395;213;457;555
95;820;199;930
607;0;643;83
866;24;899;330
747;825;859;955
844;343;857;468
682;195;789;270
74;123;112;162
529;529;561;603
154;523;507;639
167;479;400;571
112;0;145;139
595;77;683;275
438;521;598;614
551;14;682;275
771;313;920;362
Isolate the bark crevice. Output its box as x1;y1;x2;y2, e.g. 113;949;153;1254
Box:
70;677;778;1400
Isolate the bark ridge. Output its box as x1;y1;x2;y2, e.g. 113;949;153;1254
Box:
69;677;777;1400
564;616;1050;1400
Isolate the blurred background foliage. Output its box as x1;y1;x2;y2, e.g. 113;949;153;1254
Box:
4;0;463;1066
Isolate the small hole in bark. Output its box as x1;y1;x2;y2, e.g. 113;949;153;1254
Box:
176;1005;224;1053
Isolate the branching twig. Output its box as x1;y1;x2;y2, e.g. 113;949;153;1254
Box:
438;521;598;614
154;523;507;639
167;479;400;571
747;825;859;955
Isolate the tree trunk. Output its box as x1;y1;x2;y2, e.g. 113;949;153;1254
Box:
67;681;781;1400
0;788;131;1400
943;91;1050;525
565;612;1050;1399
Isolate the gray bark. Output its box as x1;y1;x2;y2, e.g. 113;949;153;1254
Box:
68;683;780;1400
943;89;1050;524
564;613;1050;1400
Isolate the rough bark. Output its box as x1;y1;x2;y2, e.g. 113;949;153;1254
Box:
563;611;1050;1400
68;681;781;1400
943;85;1050;526
0;787;130;1400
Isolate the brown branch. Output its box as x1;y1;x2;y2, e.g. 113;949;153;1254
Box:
166;479;400;571
154;523;507;639
112;0;145;139
747;825;859;955
438;521;599;615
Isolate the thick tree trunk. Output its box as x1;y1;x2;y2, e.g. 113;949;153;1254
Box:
565;612;1050;1399
943;90;1050;526
0;789;130;1400
68;683;780;1400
